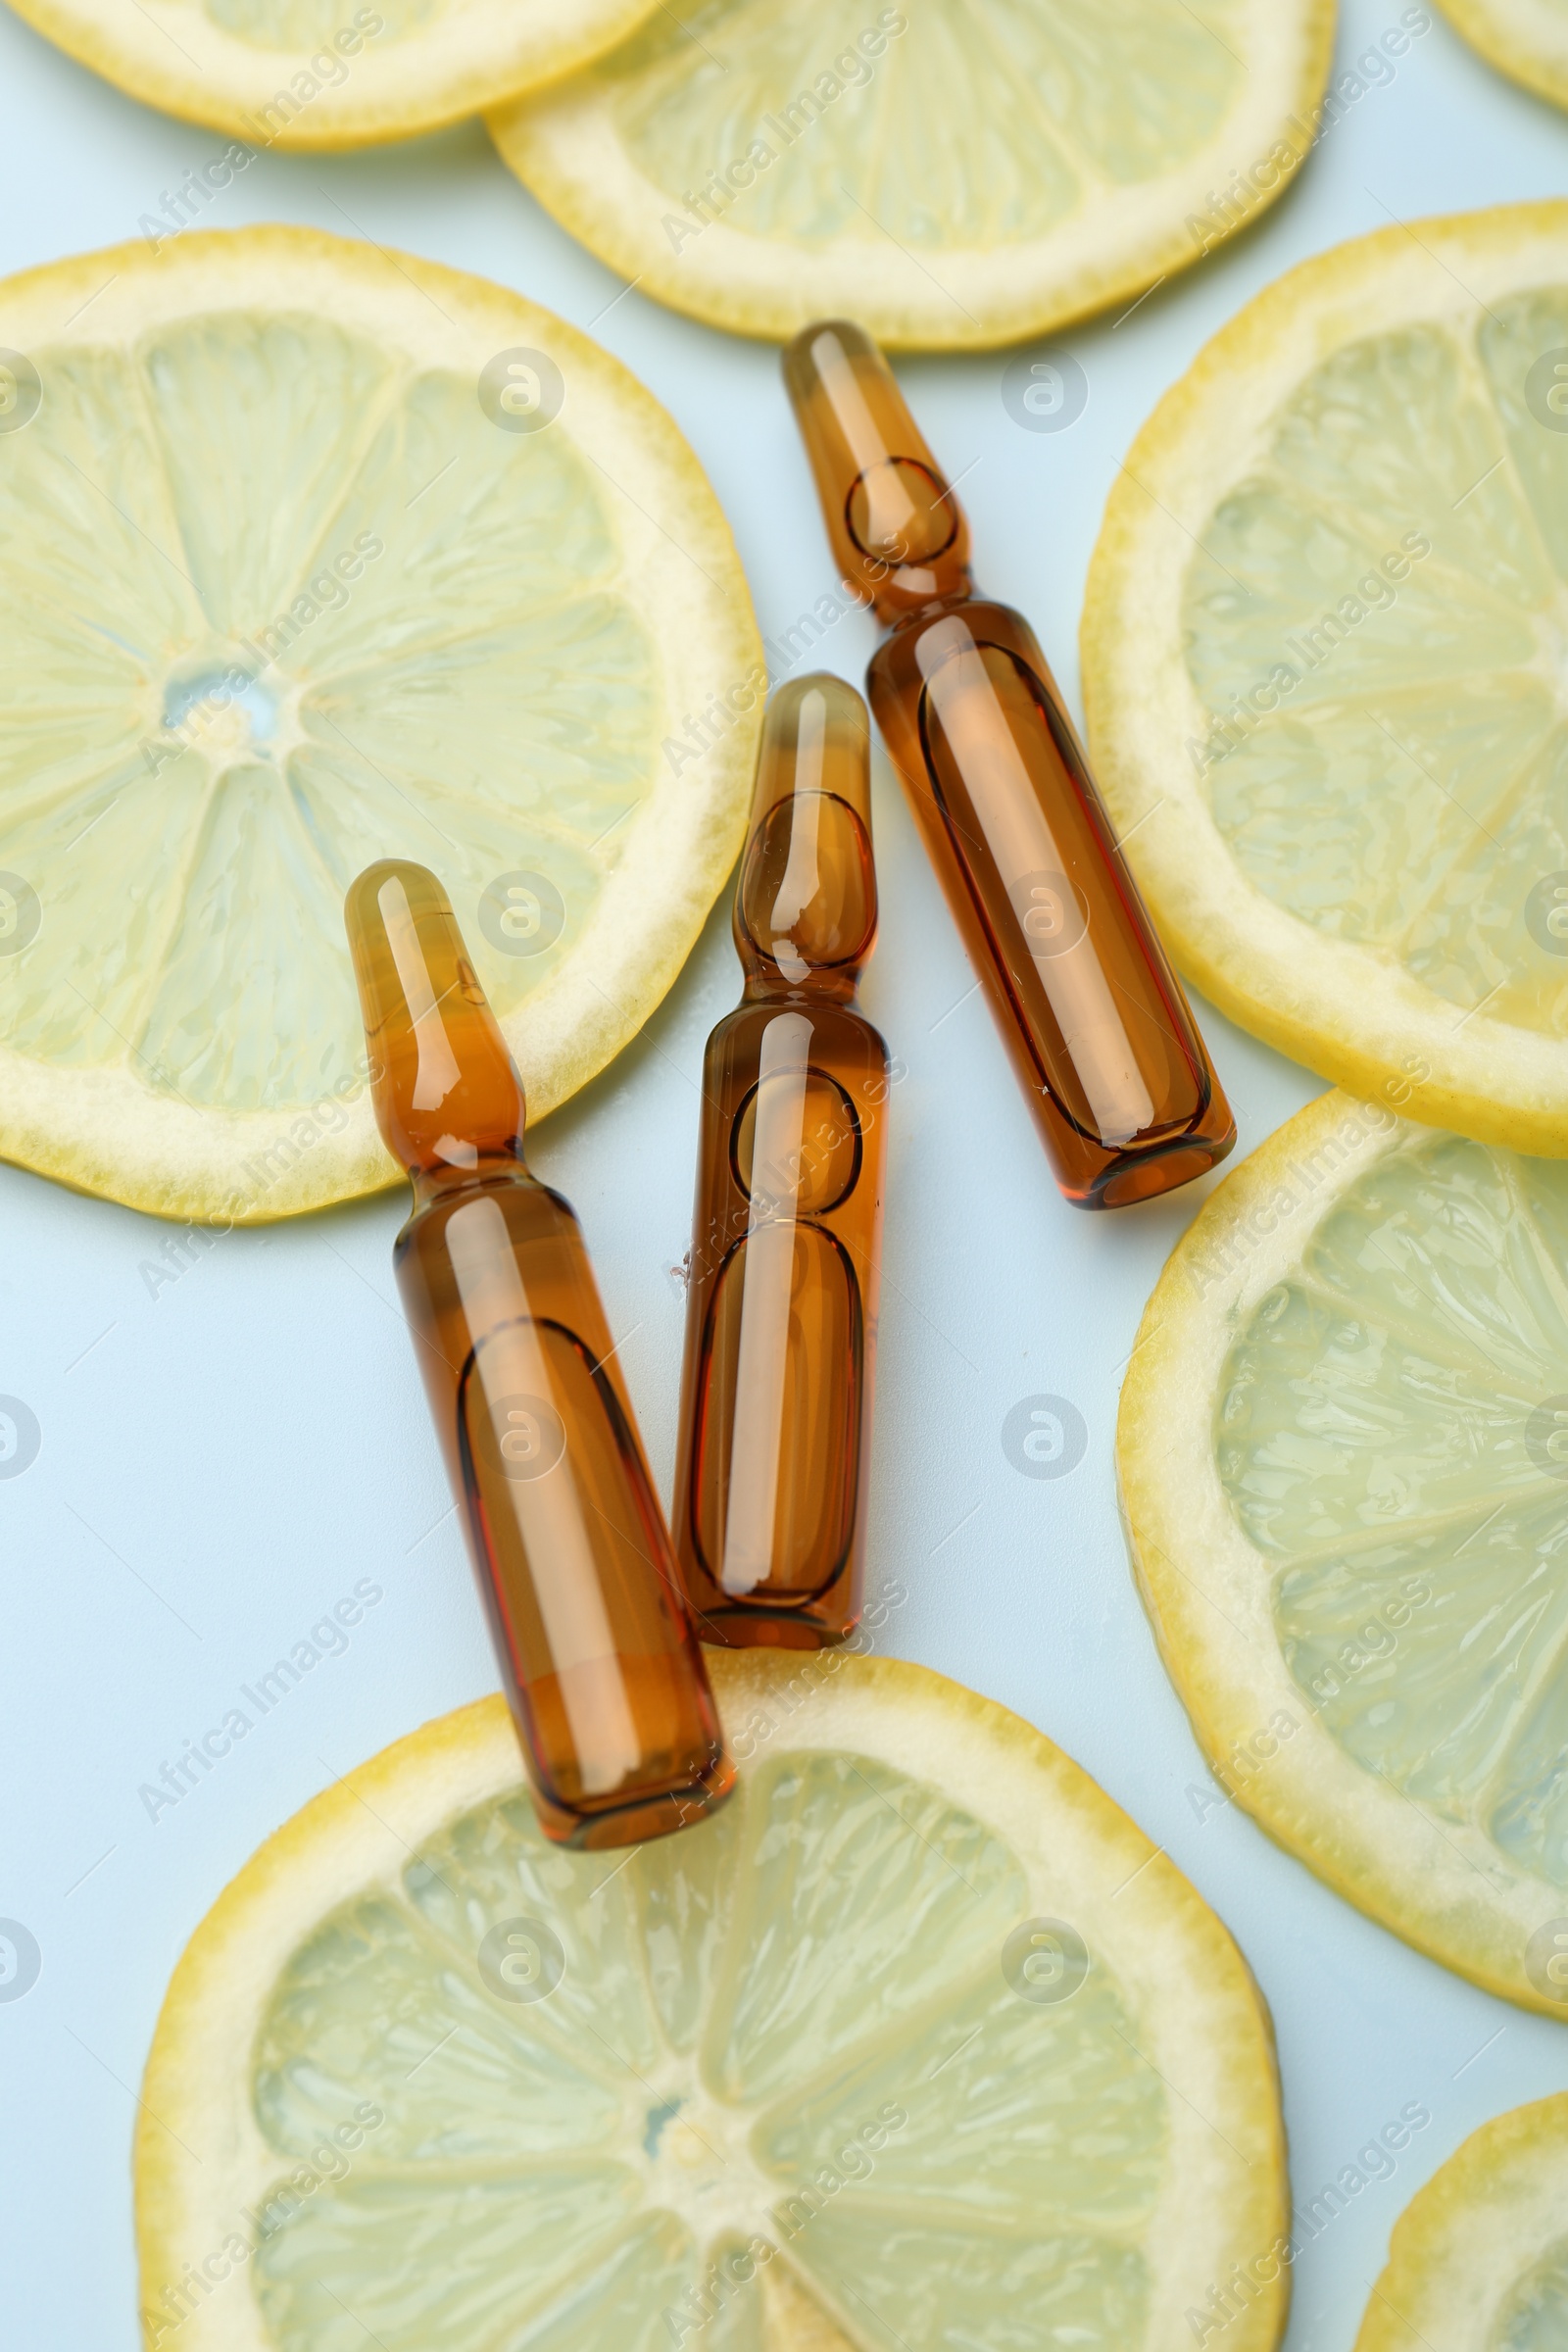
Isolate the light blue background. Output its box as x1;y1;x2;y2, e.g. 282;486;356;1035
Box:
1;3;1566;2344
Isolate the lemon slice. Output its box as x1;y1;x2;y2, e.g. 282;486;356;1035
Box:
2;0;662;148
1436;1;1568;112
135;1654;1287;2352
488;0;1333;351
0;227;759;1223
1355;2095;1568;2351
1120;1087;1568;2015
1085;200;1568;1155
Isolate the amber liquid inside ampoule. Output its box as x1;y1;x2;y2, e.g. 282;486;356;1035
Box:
672;677;888;1647
784;319;1235;1209
870;608;1234;1205
346;860;732;1847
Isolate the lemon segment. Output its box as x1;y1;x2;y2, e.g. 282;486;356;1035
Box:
1119;1087;1568;2014
0;0;664;147
0;228;760;1221
489;0;1334;351
1354;2096;1568;2351
1084;202;1568;1153
1436;0;1568;112
135;1654;1287;2351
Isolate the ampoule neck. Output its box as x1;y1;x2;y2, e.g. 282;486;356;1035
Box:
409;1147;531;1214
882;584;986;641
783;321;975;622
739;965;862;1008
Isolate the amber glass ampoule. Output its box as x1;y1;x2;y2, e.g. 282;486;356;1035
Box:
672;677;889;1648
783;320;1235;1209
345;860;732;1848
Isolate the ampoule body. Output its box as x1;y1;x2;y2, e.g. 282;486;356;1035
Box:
672;677;889;1647
345;859;732;1848
784;320;1235;1209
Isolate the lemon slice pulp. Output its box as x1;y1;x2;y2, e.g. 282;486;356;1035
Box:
1121;1088;1568;2013
1086;201;1568;1153
490;0;1333;350
1436;0;1568;113
1354;2095;1568;2351
0;227;759;1222
135;1655;1286;2351
2;0;663;147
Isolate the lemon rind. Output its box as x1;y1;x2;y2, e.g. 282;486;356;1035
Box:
1353;2094;1568;2350
136;1655;1288;2352
3;0;664;149
1118;1087;1568;2018
1083;199;1568;1158
0;226;761;1223
487;1;1336;353
1436;0;1568;112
